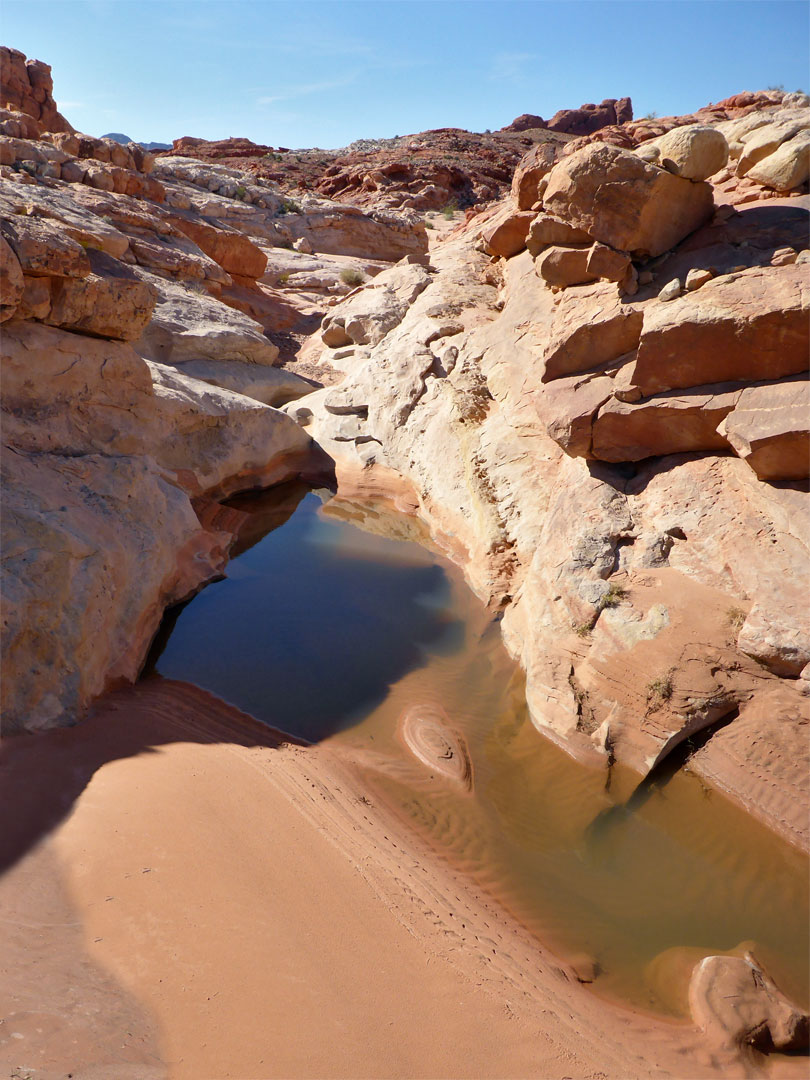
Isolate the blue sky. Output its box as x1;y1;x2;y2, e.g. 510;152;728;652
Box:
4;1;808;149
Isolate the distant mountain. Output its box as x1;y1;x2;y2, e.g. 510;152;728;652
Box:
101;131;171;151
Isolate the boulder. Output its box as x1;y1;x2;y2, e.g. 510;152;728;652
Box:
746;130;810;191
284;206;428;261
526;213;592;256
737;116;810;176
540;283;644;381
718;377;810;481
170;215;268;278
647;124;729;181
502;113;545;133
585;242;631;282
0;214;91;278
630;265;809;395
42;271;158;341
591;386;740;462
543;143;715;257
539;373;616;457
1;446;224;732
511;142;559;210
481;210;535;258
689;954;809;1052
535;245;598;288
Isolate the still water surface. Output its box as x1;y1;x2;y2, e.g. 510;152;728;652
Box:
149;483;809;1016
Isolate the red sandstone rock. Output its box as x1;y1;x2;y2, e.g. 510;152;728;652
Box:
535;245;597;288
544;143;715;257
170;216;268;279
591;386;740;462
511;142;559;210
0;233;24;320
546;98;632;137
585;242;631;282
540;283;644;381
481;210;535;257
630;264;809;395
0;214;91;278
43;271;158;341
526;214;592;256
0;47;74;134
718;376;810;481
501;113;545;133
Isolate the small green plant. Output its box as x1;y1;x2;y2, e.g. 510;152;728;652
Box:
234;184;247;200
339;268;365;287
277;197;302;216
596;583;627;612
277;272;290;285
727;606;746;632
441;199;459;220
647;675;673;702
574;622;592;639
425;220;435;229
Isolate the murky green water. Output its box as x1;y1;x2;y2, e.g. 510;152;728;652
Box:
148;482;809;1017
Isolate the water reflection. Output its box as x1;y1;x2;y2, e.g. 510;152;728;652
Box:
148;486;463;743
146;482;810;1018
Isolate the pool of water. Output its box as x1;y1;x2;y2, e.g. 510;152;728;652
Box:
148;482;809;1017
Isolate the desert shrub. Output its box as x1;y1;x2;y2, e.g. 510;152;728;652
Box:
647;675;673;701
339;268;365;287
595;583;627;612
277;197;302;215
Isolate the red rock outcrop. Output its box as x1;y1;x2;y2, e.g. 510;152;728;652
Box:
0;46;74;133
630;264;808;395
501;113;546;133
546;97;633;136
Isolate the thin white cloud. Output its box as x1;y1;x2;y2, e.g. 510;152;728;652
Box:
489;51;538;83
257;76;357;106
56;100;86;110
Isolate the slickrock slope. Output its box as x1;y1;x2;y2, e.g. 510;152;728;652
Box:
292;97;810;857
0;50;430;731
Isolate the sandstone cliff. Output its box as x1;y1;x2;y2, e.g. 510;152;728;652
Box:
0;51;431;731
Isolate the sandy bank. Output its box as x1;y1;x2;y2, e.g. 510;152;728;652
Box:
0;679;789;1080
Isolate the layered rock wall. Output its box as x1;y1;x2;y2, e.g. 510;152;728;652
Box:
294;96;809;851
